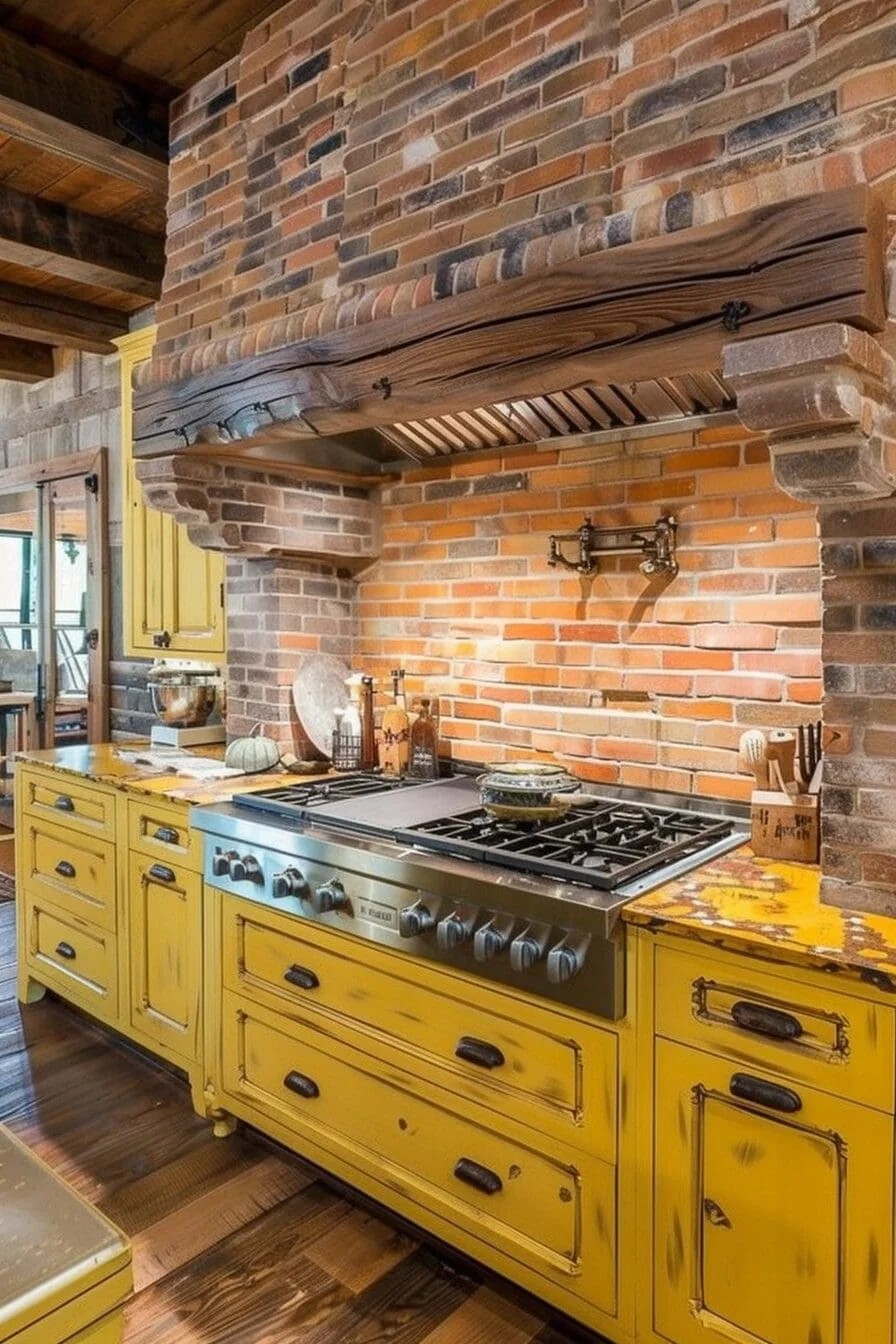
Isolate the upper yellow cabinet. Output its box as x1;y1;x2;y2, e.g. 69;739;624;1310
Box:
116;327;226;660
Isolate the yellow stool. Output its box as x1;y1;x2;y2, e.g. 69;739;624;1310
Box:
0;1125;132;1343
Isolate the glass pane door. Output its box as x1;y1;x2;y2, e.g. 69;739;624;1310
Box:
46;477;89;747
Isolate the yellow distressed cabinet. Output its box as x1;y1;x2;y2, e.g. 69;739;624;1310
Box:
116;327;225;660
16;763;206;1113
641;932;895;1344
203;889;635;1340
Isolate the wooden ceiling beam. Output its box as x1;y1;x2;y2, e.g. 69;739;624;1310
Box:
0;281;126;353
0;185;164;299
0;31;168;192
0;334;54;382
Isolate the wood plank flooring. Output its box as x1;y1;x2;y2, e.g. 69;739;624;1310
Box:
0;902;604;1343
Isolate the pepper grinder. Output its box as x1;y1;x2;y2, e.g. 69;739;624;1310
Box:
360;675;377;769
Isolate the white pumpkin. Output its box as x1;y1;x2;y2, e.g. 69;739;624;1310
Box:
224;723;280;774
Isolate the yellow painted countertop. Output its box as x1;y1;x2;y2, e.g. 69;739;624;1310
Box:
15;743;325;806
624;846;896;989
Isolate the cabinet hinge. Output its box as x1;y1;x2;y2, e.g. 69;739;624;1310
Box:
84;473;99;496
219;582;225;609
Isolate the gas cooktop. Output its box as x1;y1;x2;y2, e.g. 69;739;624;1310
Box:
232;772;746;895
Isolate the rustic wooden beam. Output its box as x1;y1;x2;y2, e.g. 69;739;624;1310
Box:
0;281;126;353
134;186;887;457
0;335;54;382
0;185;164;299
0;31;167;192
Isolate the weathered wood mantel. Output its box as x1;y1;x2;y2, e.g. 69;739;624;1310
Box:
133;187;886;468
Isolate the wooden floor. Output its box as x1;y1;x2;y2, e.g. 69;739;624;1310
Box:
0;902;603;1343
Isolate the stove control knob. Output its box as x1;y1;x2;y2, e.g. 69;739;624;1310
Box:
509;931;545;973
229;854;262;883
271;867;308;900
437;912;469;950
399;900;435;938
547;942;583;984
474;922;509;961
212;848;238;878
310;878;349;914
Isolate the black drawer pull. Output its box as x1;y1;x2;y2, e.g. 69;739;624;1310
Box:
731;1000;803;1041
148;863;176;883
152;825;180;845
453;1157;502;1196
54;860;76;879
284;965;320;991
455;1036;505;1070
53;795;75;812
730;1073;802;1113
55;941;76;960
283;1070;319;1099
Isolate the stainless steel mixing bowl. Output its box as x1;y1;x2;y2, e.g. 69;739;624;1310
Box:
150;677;218;727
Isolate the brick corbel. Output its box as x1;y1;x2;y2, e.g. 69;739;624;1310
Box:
723;323;896;503
134;454;381;565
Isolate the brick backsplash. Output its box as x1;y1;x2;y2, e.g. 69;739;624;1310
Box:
353;428;821;800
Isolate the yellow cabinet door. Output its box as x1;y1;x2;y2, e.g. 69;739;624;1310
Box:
127;852;201;1068
654;1038;892;1344
117;327;225;660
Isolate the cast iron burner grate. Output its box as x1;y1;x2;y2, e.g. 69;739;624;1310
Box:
394;801;736;891
233;773;429;818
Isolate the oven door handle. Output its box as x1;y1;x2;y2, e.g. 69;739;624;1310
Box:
455;1036;505;1070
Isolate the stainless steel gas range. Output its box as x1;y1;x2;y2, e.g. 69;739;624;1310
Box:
191;773;749;1020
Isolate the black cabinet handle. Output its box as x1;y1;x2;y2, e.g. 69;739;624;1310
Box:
283;965;320;991
53;795;74;812
730;1072;802;1113
152;630;171;649
453;1157;503;1196
54;860;75;878
283;1070;319;1099
455;1036;505;1070
55;941;76;960
152;825;180;845
731;1000;803;1041
148;863;176;884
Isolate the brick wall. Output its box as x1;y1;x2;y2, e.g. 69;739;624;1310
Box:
355;426;821;800
820;500;896;913
150;0;896;372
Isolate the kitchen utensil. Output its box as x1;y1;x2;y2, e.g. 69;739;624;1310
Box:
291;653;351;759
334;677;363;771
765;731;797;795
738;729;769;789
477;762;599;821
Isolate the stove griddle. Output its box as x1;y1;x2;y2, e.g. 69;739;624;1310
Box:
393;801;736;891
234;775;482;832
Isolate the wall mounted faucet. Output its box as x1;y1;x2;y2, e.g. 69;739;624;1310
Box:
547;515;678;578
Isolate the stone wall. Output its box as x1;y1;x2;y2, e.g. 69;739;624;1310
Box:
0;349;152;739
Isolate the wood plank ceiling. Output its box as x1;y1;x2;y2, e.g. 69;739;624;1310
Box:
0;0;287;380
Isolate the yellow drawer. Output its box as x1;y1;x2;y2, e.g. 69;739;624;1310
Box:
127;797;200;871
21;822;116;932
24;899;117;1020
220;990;616;1310
223;898;616;1160
20;770;115;840
654;940;895;1112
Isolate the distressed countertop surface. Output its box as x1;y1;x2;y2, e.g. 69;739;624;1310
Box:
19;747;896;988
624;846;896;988
15;743;325;805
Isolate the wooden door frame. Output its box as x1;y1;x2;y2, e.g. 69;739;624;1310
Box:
0;447;109;744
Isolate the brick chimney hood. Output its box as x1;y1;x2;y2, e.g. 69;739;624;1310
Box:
133;186;886;481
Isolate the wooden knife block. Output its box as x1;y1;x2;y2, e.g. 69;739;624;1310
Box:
750;790;819;863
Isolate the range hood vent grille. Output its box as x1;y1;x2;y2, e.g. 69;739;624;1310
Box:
377;371;736;464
